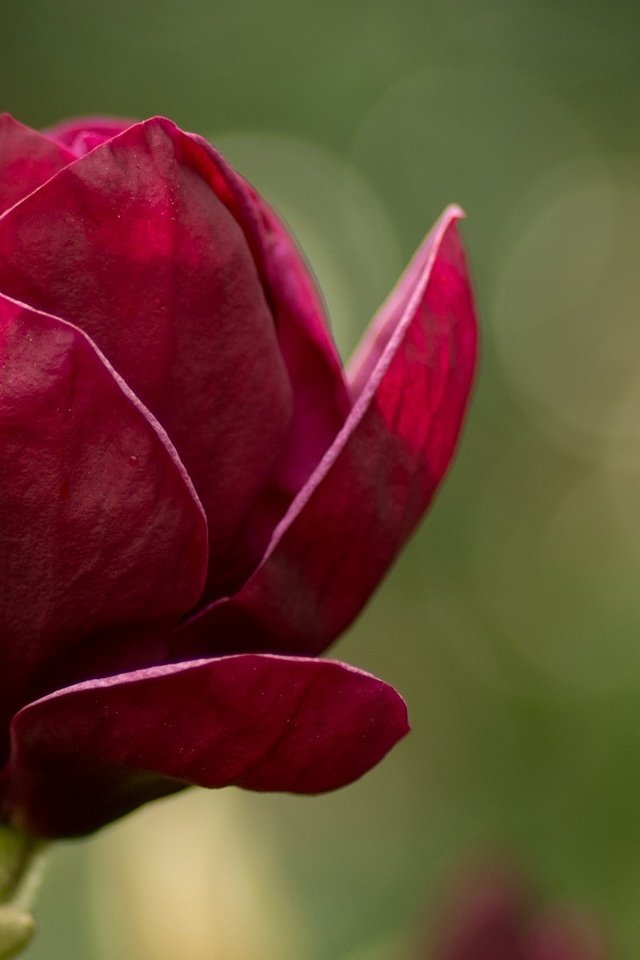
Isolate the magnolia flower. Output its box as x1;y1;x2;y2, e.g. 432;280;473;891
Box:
0;114;476;838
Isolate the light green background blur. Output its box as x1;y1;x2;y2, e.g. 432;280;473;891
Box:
3;0;640;957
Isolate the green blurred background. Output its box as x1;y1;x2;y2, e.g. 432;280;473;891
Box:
3;0;640;956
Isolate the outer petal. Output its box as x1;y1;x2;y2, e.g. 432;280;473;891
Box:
0;294;208;747
2;655;409;838
187;136;351;578
347;207;457;400
0;114;75;213
0;117;292;588
179;207;477;657
45;116;133;156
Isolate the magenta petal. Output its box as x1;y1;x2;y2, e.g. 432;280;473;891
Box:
0;117;293;584
186;136;351;562
249;199;351;492
0;114;75;213
0;294;208;740
45;116;133;156
181;207;477;657
3;655;408;837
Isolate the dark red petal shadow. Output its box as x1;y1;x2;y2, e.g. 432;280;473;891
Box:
0;117;292;587
0;294;207;746
3;655;408;837
0;114;75;214
179;207;477;657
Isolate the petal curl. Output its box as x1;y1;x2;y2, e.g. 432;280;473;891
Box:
0;294;208;744
0;114;75;213
2;655;409;837
0;117;293;587
180;207;477;656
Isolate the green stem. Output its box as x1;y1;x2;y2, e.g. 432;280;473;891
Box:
0;825;48;958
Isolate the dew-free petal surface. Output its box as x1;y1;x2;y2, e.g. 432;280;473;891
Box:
0;294;208;746
191;135;350;478
3;654;409;837
0;114;75;214
180;207;477;657
45;116;133;156
0;118;292;586
187;137;351;581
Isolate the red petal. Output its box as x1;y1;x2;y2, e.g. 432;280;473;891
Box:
0;114;75;213
185;136;351;588
0;117;293;585
45;116;133;156
3;655;408;837
180;207;477;656
0;294;207;745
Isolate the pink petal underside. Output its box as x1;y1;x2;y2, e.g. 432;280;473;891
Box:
45;116;133;156
177;207;477;658
0;294;208;754
2;654;409;838
185;135;351;589
0;117;293;591
0;114;76;214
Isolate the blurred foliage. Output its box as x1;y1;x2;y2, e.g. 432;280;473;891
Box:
3;0;640;957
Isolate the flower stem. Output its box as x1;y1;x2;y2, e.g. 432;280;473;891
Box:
0;825;48;958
